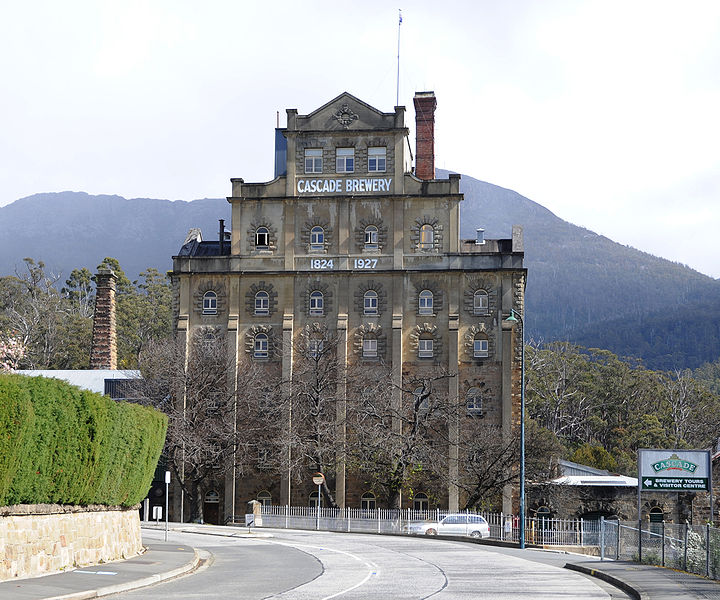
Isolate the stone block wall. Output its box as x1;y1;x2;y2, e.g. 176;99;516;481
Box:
0;505;142;581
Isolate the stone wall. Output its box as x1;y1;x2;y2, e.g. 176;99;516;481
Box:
0;505;142;581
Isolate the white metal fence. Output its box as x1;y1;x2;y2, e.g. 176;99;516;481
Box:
598;519;720;580
241;505;601;547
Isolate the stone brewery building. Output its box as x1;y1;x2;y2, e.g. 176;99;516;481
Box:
172;92;526;522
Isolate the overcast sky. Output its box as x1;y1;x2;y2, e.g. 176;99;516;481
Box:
2;0;719;277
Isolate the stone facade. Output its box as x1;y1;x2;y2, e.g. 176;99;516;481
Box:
0;505;142;581
172;91;526;520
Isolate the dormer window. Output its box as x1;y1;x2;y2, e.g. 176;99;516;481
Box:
202;291;217;315
305;148;323;174
368;147;386;172
255;227;270;249
336;148;354;173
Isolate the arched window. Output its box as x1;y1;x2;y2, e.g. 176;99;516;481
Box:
309;490;321;508
361;492;376;511
255;226;270;249
419;224;434;250
310;226;325;251
202;291;217;315
255;291;270;315
418;290;434;315
466;387;483;414
413;492;429;512
309;290;324;316
418;336;433;358
364;290;378;315
257;490;272;507
204;490;220;504
473;333;489;358
364;225;378;249
362;337;378;358
473;290;489;315
254;333;269;358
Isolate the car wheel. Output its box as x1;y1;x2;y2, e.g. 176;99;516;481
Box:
425;528;437;536
470;530;482;538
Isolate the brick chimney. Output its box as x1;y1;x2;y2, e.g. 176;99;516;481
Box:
90;268;118;370
413;91;437;180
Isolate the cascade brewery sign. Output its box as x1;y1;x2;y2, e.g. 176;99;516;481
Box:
297;177;392;195
638;449;711;492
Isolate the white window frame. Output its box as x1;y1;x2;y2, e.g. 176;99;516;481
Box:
361;492;376;511
363;290;378;315
418;290;434;315
309;290;324;316
473;290;489;315
367;147;386;172
466;387;483;414
362;338;378;358
336;147;354;173
305;148;323;174
419;224;434;250
364;225;379;249
473;337;489;358
309;491;320;508
413;493;429;511
308;338;324;358
254;333;269;359
310;226;325;251
418;338;433;358
257;490;272;507
202;291;217;315
255;226;270;249
255;291;270;315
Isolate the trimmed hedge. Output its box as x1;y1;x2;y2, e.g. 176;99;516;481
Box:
0;374;167;507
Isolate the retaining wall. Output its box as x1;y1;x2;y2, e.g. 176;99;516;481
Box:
0;504;142;581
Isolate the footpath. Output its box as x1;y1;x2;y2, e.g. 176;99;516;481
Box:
1;523;719;599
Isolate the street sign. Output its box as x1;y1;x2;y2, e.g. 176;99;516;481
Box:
312;472;325;485
638;449;711;492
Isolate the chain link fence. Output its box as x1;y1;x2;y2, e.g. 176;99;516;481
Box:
599;519;720;579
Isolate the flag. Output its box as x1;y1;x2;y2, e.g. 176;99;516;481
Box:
399;10;402;24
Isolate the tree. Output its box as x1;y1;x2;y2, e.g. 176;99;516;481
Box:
0;332;25;371
347;367;450;509
137;331;243;522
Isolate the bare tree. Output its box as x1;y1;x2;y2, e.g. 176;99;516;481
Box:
347;367;450;509
137;330;245;522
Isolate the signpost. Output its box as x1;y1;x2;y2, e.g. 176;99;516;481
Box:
164;471;171;541
312;472;324;531
637;449;713;561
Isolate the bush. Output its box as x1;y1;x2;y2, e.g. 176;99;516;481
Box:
0;374;167;507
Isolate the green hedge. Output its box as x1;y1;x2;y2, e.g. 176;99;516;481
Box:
0;374;167;507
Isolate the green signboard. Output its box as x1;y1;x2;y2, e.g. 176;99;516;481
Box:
638;450;711;492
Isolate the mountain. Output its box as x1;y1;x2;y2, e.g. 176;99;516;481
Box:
2;179;719;371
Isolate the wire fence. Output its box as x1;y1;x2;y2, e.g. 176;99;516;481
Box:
598;519;720;580
241;505;601;547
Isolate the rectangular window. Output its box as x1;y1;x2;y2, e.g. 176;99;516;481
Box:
336;147;354;173
305;149;322;174
473;339;489;358
368;147;386;172
308;339;323;358
418;339;433;358
362;339;377;358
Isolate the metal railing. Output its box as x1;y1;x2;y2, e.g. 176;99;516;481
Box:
598;519;720;580
236;505;600;547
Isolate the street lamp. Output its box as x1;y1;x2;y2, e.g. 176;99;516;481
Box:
504;308;525;549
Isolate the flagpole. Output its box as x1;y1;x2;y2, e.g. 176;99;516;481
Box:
396;9;402;106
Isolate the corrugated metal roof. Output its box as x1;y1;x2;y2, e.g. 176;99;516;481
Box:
15;370;140;395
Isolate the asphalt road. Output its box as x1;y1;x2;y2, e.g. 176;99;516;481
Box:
114;528;629;599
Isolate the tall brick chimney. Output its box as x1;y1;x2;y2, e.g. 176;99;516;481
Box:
413;91;437;180
90;268;118;370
